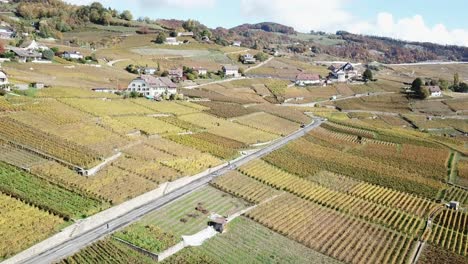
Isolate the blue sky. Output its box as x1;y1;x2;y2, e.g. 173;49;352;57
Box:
66;0;468;46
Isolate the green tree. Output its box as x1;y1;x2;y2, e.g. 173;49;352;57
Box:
254;52;269;62
412;78;426;99
155;33;167;44
454;73;460;87
363;69;373;81
120;10;133;21
412;78;423;92
129;91;139;98
101;12;113;26
421;87;430;99
439;79;449;90
42;49;55;61
456;82;468;93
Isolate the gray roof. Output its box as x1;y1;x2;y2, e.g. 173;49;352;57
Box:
11;48;42;58
428;86;441;93
223;65;239;71
139;75;177;89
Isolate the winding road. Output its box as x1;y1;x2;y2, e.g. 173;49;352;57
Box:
10;118;325;264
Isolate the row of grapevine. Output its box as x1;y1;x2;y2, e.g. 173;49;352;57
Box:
443;186;468;206
349;182;437;217
264;138;443;199
245;194;416;264
321;122;376;139
0;141;47;168
0;117;101;167
433;209;467;235
0;162;103;219
0;193;64;260
239;160;423;235
59;239;155;264
424;224;467;256
211;171;280;204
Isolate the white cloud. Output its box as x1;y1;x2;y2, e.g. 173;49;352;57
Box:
240;0;351;32
239;0;468;46
350;12;468;47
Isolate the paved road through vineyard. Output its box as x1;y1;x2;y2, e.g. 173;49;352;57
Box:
15;118;325;264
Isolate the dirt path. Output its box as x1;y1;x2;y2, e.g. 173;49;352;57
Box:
244;57;274;73
106;59;130;67
224;49;250;55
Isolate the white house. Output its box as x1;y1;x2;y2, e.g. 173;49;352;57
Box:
296;73;321;86
0;28;14;39
11;48;42;63
330;62;359;83
143;68;157;75
165;37;182;46
232;41;242;47
428;86;442;97
127;75;177;98
193;67;208;76
0;70;9;87
177;32;194;37
222;65;240;78
62;51;84;60
241;54;256;64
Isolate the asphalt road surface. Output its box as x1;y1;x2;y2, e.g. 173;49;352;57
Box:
18;118;325;264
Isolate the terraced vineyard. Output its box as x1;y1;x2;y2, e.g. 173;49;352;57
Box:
0;117;101;168
264;137;444;199
179;112;278;144
246;194;416;264
196;101;258;118
240;160;425;235
115;115;183;135
211;171;281;203
321;121;376;139
60;98;153;117
0;162;104;219
166;133;246;160
189;217;341;264
0;142;47;168
0;194;64;260
234;112;300;136
31;161;159;204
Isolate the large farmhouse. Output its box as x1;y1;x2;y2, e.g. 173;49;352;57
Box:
428;86;442;97
329;63;359;83
127;75;177;98
222;65;240;78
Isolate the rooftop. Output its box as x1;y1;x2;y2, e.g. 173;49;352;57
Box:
296;73;320;81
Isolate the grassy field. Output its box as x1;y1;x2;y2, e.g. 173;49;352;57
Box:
139;186;249;238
